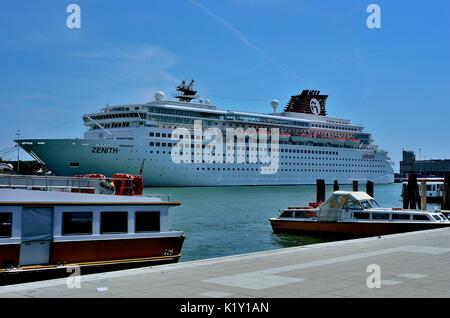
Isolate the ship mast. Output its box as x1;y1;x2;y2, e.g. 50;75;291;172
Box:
175;79;198;102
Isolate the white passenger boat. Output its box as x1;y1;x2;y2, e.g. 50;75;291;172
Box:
270;191;450;237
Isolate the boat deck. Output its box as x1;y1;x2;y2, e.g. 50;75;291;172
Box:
1;228;450;298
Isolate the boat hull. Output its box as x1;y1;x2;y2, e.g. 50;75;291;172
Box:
0;235;184;285
270;219;450;238
18;138;395;187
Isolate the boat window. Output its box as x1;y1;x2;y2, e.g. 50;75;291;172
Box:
344;200;362;210
360;201;372;209
101;212;128;234
62;212;93;235
0;213;12;237
372;213;390;220
432;215;443;221
392;214;411;220
280;210;294;218
353;212;370;220
135;212;160;232
440;214;448;220
295;211;308;218
412;215;430;221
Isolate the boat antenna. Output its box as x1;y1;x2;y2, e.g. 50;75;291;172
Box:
139;158;146;176
15;129;20;174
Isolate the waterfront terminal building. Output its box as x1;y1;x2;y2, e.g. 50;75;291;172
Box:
400;150;450;178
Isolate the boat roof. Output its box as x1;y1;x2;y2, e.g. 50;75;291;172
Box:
0;189;180;206
332;191;374;201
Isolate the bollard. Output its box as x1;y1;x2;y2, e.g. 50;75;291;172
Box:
316;179;326;203
407;175;418;210
402;183;409;209
366;181;374;198
442;175;450;211
352;180;359;192
420;181;427;211
333;180;339;192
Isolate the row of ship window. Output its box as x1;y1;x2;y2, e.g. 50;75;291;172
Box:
0;212;160;238
190;167;384;173
147;108;361;132
148;153;385;170
148;150;384;167
150;131;367;150
149;142;383;163
149;141;339;156
92;122;131;129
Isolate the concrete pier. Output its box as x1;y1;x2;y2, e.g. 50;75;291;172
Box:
1;228;450;298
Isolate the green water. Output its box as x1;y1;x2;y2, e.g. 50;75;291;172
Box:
145;183;409;262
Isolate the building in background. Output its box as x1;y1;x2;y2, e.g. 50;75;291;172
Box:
400;150;450;178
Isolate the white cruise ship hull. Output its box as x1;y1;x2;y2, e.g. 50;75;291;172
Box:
19;138;394;187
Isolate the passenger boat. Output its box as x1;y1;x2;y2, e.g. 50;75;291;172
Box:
0;188;184;285
401;178;444;203
270;191;450;238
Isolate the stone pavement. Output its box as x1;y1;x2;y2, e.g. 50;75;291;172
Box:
1;228;450;298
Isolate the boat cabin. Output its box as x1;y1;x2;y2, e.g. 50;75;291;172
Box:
0;189;184;270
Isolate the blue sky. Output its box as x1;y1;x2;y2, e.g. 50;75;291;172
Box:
0;0;449;170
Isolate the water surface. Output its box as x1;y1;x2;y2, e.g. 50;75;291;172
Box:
145;183;412;261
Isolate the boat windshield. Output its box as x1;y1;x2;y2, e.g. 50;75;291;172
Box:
369;199;380;208
360;199;380;209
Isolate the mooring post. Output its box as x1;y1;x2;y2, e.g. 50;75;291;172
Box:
420;181;427;211
333;180;339;192
316;179;325;203
352;180;358;192
442;175;450;211
416;180;421;210
408;174;418;210
366;181;374;197
402;183;409;209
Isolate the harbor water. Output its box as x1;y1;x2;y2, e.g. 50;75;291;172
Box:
145;183;433;262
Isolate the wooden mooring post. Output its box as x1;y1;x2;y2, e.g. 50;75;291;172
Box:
406;175;420;210
316;179;325;203
442;175;450;211
420;181;427;211
333;180;339;192
352;180;358;192
402;183;409;209
366;181;374;198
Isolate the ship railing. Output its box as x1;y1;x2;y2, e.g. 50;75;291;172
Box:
0;174;97;192
0;174;172;201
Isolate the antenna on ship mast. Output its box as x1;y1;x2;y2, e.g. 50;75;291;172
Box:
175;79;198;102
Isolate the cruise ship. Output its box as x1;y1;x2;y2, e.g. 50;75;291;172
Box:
17;80;394;186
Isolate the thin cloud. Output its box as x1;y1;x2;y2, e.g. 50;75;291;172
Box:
189;0;304;82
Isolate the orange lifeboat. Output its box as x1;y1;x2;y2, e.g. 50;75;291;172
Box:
133;175;144;196
112;173;134;196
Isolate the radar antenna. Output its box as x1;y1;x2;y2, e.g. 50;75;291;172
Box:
175;79;198;102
